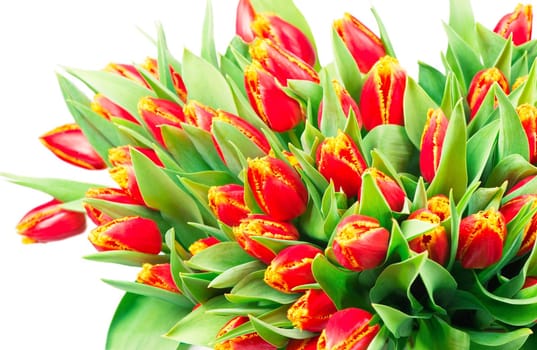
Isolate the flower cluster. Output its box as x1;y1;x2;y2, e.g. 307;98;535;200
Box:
5;0;537;349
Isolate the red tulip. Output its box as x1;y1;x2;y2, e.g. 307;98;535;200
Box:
188;237;220;255
138;96;186;145
104;62;149;88
91;93;139;124
517;103;537;164
88;216;162;254
359;56;407;131
84;187;143;225
247;155;308;221
333;12;386;73
420;108;448;183
136;263;180;293
426;194;451;221
318;80;362;128
142;57;188;102
457;208;506;269
508;174;537;194
332;214;390;271
408;209;449;265
208;184;250;227
363;167;406;212
183;99;217;132
39;123;106;170
235;0;256;43
214;316;277;350
16;199;86;244
500;194;537;256
287;289;337;332
213;109;271;154
493;4;533;45
467;67;509;120
108;145;164;167
108;164;144;205
317;308;379;350
523;276;537;289
286;337;319;350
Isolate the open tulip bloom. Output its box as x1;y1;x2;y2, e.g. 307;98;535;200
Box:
5;0;537;348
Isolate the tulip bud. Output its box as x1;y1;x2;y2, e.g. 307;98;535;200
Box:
91;93;139;124
500;194;537;256
247;155;308;221
84;187;143;225
88;216;162;254
493;4;533;46
249;38;319;85
317;80;362;128
332;214;390;271
208;184;250;227
188;237;220;255
408;209;449;265
235;0;256;43
333;12;386;73
287;289;337;332
517;104;537;164
359;56;407;131
286;337;319;350
108;164;144;205
182;99;217;132
264;244;322;293
467;67;509;120
251;13;317;67
419;108;449;183
427;194;451;221
138;96;186;145
233;214;300;264
104;62;149;88
108;145;164;167
457;208;506;269
214;316;277;350
136;263;180;293
39;123;107;170
245;63;305;132
316;130;367;197
16;199;86;244
363;167;406;212
213;110;271;154
142;57;188;102
317;308;380;350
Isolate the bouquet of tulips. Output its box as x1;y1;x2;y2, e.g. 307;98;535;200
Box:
5;0;537;348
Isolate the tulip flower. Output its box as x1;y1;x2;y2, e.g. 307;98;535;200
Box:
513;75;528;91
359;56;407;131
138;96;186;145
108;164;144;205
493;4;533;46
426;194;451;221
251;12;317;67
188;236;220;255
420;108;448;183
232;214;300;264
245;63;305;132
213;110;271;154
467;67;509;120
317;80;362;128
136;263;180;293
249;38;319;85
247;155;308;221
287;289;337;332
142;57;188;102
332;214;390;271
517;104;537;164
508;174;537;194
183;99;218;132
16;199;86;244
108;145;164;168
91;93;139;124
264;244;322;293
363;167;406;212
286;337;319;350
104;62;149;88
208;184;250;227
317;308;380;350
235;0;256;43
214;316;277;350
39;123;107;170
333;12;386;73
316;130;368;197
500;194;537;256
88;216;162;254
83;187;143;225
457;208;506;269
408;209;449;265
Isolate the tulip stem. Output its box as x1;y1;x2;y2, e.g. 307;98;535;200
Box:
286;130;301;149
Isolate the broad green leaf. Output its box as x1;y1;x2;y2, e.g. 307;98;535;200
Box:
497;85;529;161
331;27;363;101
201;0;218;68
419;259;457;313
209;261;265;288
186;242;255;273
83;251;169;267
448;0;477;49
440;72;464;119
476;23;509;68
466;119;499;184
467;184;506;214
518;58;537;106
319;69;347;137
413;316;470;350
467;86;498;137
136;65;183;105
155;23;177;96
371;303;419;338
180;272;221;303
359;172;394;229
226;270;299;304
492;35;513;85
220;55;246;96
485;154;537;188
468;328;532;350
102;279;193;308
165;230;195;301
249;315;315;347
403;77;439;148
182;124;227;171
418;61;446;106
161;125;211;172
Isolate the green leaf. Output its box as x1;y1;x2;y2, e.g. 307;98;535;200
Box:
448;0;477;49
371;7;395;58
83;251;169;267
440;72;464;120
371;303;419;338
106;293;190;350
186;242;255;273
518;59;537;106
476;23;508;68
359;172;394;230
331;27;363;101
226;270;299;304
319;69;347;137
404;77;439;148
160;125;211;172
201;0;218;68
155;23;177;97
418;61;446;106
249;315;315;347
466;119;499;184
413;316;470;350
468;328;532;350
485;154;537;188
102;279;193;308
419;259;458;313
182;124;227;171
209;261;266;289
497;85;529;161
180;272;221;303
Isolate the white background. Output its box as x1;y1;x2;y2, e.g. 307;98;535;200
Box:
0;0;531;349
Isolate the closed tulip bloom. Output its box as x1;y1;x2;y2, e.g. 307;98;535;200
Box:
108;145;164;168
91;93;139;124
332;214;390;271
138;96;186;145
359;56;407;131
245;63;305;132
88;216;162;254
233;214;300;264
136;263;180;293
363;167;406;212
247;155;308;221
16;199;86;244
316;131;367;197
84;187;143;225
500;194;537;256
108;164;145;205
251;12;316;67
317;308;380;350
318;80;362;128
188;237;220;255
408;209;449;265
493;4;533;45
214;316;277;350
235;0;256;43
467;67;509;119
287;289;337;332
182;99;218;132
420;108;449;183
517;104;537;164
426;194;451;221
213;110;271;154
142;57;188;102
208;184;250;227
333;12;386;73
286;337;319;350
457;208;506;269
104;62;149;88
39;123;106;170
264;244;322;293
